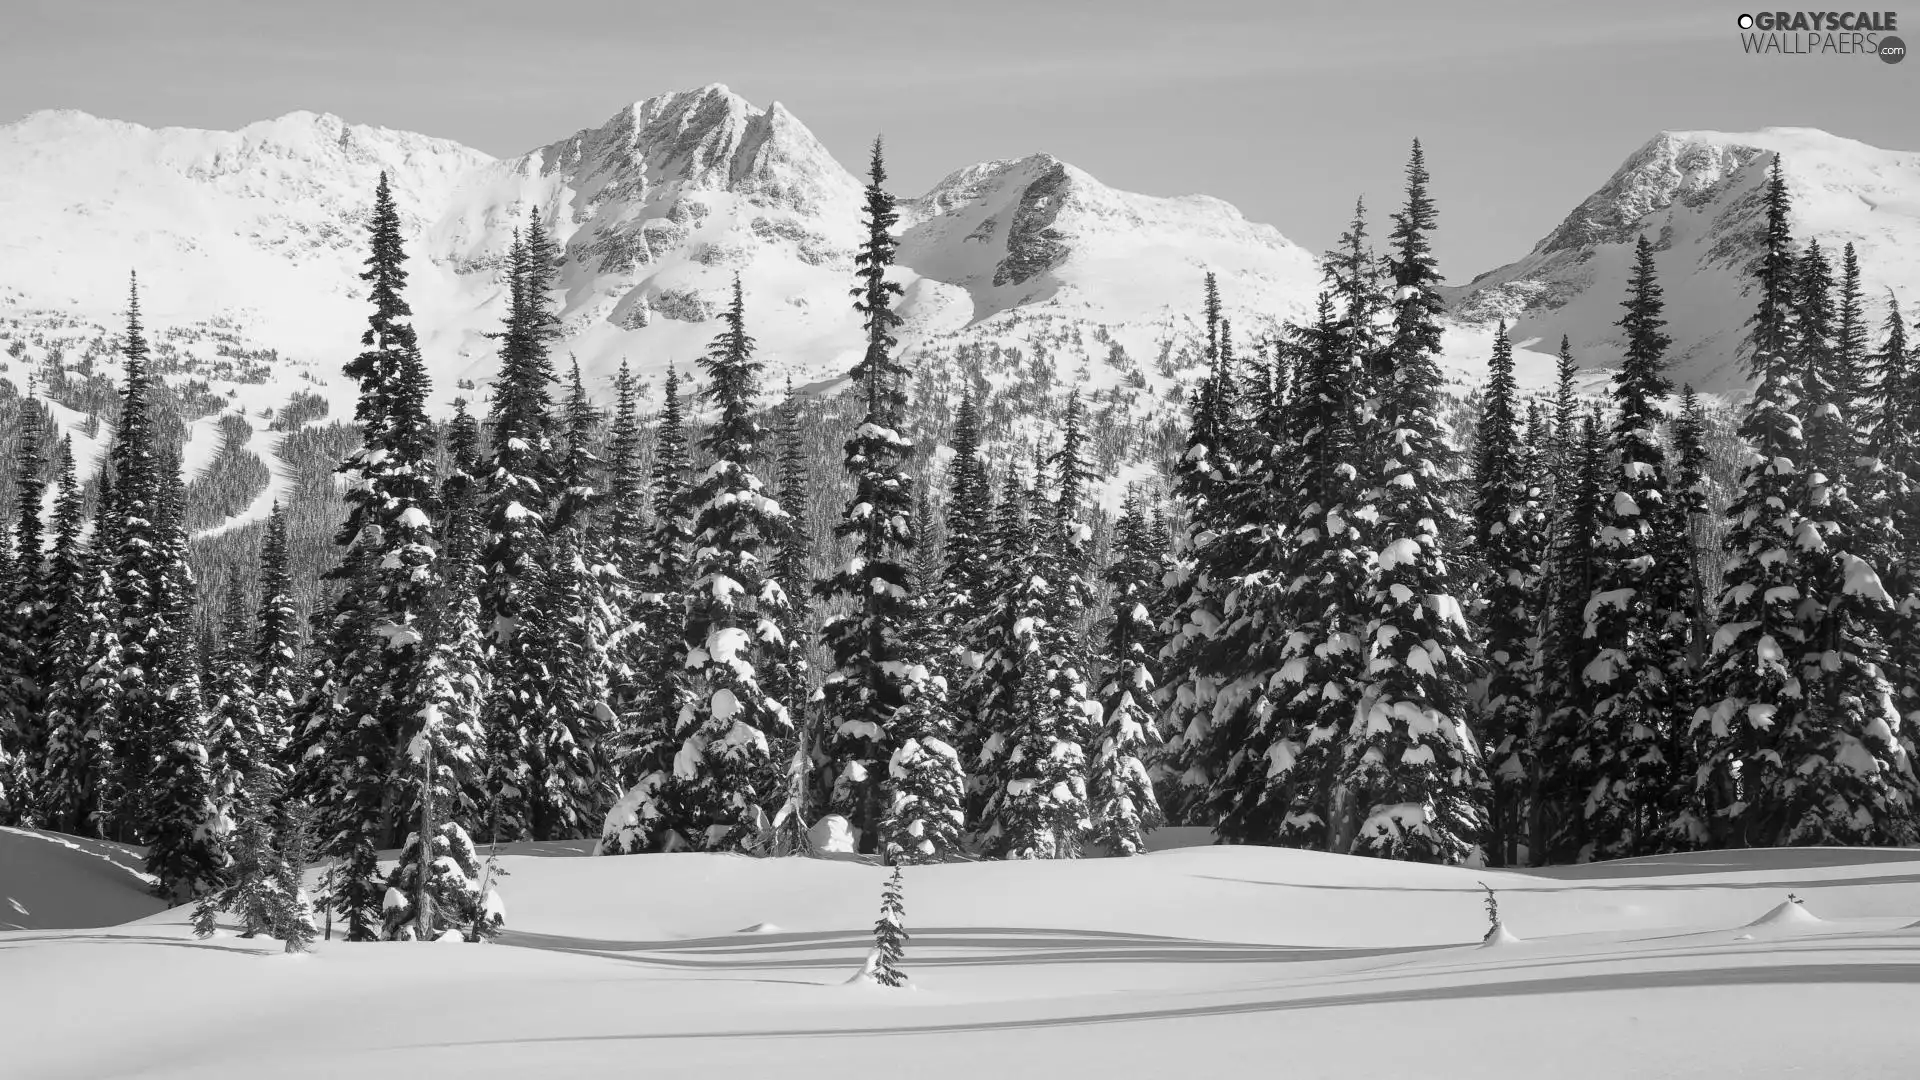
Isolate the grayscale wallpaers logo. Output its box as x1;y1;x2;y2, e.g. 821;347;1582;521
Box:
1737;11;1906;61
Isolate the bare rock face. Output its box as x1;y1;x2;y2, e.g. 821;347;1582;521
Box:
992;160;1073;287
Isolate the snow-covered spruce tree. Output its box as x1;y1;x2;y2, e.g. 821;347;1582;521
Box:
870;866;908;987
1346;140;1484;863
765;378;820;856
1689;157;1819;849
1533;410;1606;862
2;401;53;822
380;820;505;941
479;215;568;842
771;377;814;609
1868;299;1920;740
1579;236;1688;860
1236;210;1392;851
1087;490;1165;855
37;446;120;836
530;360;615;838
95;281;215;896
190;761;314;950
933;388;997;826
294;174;445;933
666;278;795;853
1780;237;1915;844
1665;386;1716;801
601;363;696;854
1201;294;1355;847
252;502;299;780
818;140;942;855
1549;335;1582;501
419;400;490;826
104;276;170;842
202;574;265;845
606;361;648;579
1155;273;1244;828
1472;322;1547;866
141;448;220;901
973;428;1096;860
1043;394;1104;837
877;675;965;864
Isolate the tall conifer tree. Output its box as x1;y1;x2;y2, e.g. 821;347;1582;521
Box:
818;141;945;854
665;279;794;852
1473;322;1546;865
1347;140;1483;863
1579;237;1690;858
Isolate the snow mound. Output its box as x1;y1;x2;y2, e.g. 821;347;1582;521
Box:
1479;922;1523;947
843;946;886;986
1745;897;1823;929
841;947;910;989
0;828;165;931
735;922;783;934
807;814;857;855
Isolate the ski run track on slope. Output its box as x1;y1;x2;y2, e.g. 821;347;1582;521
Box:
5;827;1920;1078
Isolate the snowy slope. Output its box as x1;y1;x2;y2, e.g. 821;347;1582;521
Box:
1448;128;1920;392
0;827;161;931
5;837;1920;1077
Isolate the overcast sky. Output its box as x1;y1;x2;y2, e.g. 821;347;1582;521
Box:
4;0;1914;277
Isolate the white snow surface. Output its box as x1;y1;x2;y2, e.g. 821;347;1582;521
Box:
7;827;1920;1077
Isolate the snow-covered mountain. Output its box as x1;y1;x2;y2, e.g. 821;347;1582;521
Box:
1448;128;1920;392
0;85;1316;421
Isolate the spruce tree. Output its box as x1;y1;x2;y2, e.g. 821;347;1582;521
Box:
666;279;794;852
1088;490;1165;855
772;377;814;603
294;174;442;933
1472;322;1546;865
380;820;504;941
2;401;53;823
933;388;996;822
1347;140;1483;863
1156;272;1244;831
190;762;315;950
480;214;564;842
1580;236;1687;859
973;443;1094;859
1869;299;1920;740
1785;237;1915;844
606;361;648;577
1535;410;1607;861
202;574;264;844
106;276;167;841
602;363;695;854
1550;335;1581;499
36;452;119;836
141;447;220;901
253;502;299;780
1691;157;1821;849
420;402;488;826
870;866;908;987
1221;213;1390;851
532;359;613;839
815;140;934;854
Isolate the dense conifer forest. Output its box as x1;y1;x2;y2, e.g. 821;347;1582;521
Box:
2;141;1916;940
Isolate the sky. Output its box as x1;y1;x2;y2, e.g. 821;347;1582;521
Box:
3;0;1915;278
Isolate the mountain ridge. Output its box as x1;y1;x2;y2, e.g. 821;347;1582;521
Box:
2;91;1916;424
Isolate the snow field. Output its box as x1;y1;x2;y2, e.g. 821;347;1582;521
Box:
7;831;1920;1077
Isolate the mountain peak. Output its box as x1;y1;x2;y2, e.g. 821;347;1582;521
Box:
1450;126;1920;390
